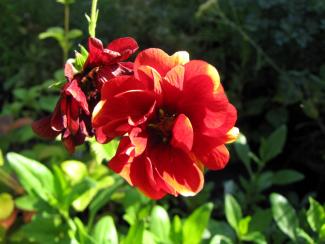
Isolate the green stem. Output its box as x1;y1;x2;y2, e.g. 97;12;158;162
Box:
59;209;77;241
89;0;99;37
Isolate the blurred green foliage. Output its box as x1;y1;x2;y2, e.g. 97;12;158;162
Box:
0;0;325;243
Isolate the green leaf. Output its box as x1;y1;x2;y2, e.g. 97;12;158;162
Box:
302;99;319;119
320;224;325;241
259;125;287;162
123;221;144;244
143;231;156;244
238;216;251;237
272;170;304;185
72;188;98;212
0;149;4;166
89;179;123;215
249;209;272;233
0;193;14;220
7;152;55;201
208;220;236;242
65;178;96;206
90;139;119;164
74;50;88;71
72;176;115;212
92;216;118;244
270;193;299;241
150;205;171;242
296;228;315;244
15;195;39;211
256;171;273;192
61;160;88;185
210;235;233;244
67;29;82;39
225;195;242;232
39;27;64;42
74;217;95;244
48;79;65;89
15;213;69;243
183;203;213;244
241;231;267;244
307;197;325;232
234;133;251;166
170;215;182;244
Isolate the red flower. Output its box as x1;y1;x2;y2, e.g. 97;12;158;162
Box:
32;37;138;153
92;48;238;199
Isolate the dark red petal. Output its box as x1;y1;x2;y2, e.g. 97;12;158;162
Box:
85;37;120;68
150;145;204;196
171;114;193;152
199;144;230;170
62;135;76;154
65;79;89;115
107;37;139;60
66;99;80;135
95;65;116;88
32;116;60;139
51;100;65;131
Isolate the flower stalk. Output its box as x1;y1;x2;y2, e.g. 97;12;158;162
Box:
89;0;99;37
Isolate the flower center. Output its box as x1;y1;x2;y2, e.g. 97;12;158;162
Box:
147;108;177;145
79;67;101;107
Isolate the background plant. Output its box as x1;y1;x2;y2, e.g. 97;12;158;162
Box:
0;0;324;243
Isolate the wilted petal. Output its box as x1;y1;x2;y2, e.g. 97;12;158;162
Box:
51;100;64;131
32;116;60;139
62;136;76;154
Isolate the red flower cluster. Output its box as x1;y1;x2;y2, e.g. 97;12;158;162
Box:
33;37;238;199
32;37;138;153
92;48;238;199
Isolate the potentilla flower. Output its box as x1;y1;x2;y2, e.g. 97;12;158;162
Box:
32;37;138;153
92;48;238;199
